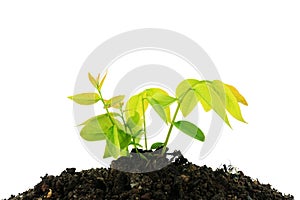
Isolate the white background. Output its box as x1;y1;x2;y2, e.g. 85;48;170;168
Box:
1;1;299;199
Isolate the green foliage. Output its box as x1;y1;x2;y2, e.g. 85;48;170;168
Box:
68;93;100;105
150;142;164;150
173;120;205;142
69;71;248;159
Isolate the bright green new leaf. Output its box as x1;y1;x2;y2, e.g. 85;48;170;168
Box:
173;120;205;142
88;73;98;89
194;81;231;127
212;80;246;123
68;93;100;105
146;97;168;123
104;95;125;108
98;71;107;90
146;88;177;107
150;142;164;150
125;92;148;121
145;88;175;122
176;79;199;117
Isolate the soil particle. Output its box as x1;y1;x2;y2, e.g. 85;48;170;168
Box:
6;151;293;200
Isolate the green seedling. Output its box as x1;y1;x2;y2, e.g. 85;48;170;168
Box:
69;72;248;159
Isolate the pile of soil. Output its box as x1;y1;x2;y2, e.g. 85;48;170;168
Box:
6;151;293;200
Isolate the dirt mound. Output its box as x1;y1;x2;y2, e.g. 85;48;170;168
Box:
6;151;293;200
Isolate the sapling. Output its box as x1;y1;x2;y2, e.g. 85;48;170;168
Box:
69;72;247;159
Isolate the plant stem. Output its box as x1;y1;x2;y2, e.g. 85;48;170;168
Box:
119;107;128;133
119;106;140;154
162;102;181;154
132;138;139;153
142;98;148;150
97;89;114;124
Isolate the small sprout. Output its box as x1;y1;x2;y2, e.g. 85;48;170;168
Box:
69;71;248;159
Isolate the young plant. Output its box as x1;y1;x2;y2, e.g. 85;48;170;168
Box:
69;72;248;159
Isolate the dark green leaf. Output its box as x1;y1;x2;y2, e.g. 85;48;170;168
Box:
173;120;205;142
150;142;164;150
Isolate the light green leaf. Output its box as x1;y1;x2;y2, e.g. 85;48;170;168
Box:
88;73;98;89
79;114;113;141
68;93;100;105
104;95;125;108
98;71;107;90
126;111;140;130
194;81;231;127
146;88;177;107
103;144;111;158
105;125;120;159
150;142;164;150
80;123;106;141
212;80;246;123
146;97;168;123
176;79;199;117
125;92;148;121
145;88;175;122
173;120;205;142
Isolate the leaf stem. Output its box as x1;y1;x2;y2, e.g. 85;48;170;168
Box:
97;89;114;124
162;101;181;154
142;98;148;150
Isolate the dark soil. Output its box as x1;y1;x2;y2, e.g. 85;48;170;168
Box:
6;150;293;200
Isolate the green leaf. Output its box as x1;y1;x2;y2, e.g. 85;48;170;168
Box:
104;125;131;159
193;81;231;127
150;142;164;150
104;95;125;108
98;71;107;90
145;88;175;122
105;125;120;159
126;111;140;130
79;114;113;141
88;73;98;89
176;80;199;117
132;129;144;138
125;92;148;121
117;129;131;150
173;120;205;142
212;80;246;123
68;93;100;105
147;89;177;107
146;97;168;123
129;141;143;148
